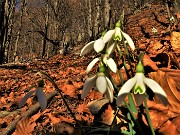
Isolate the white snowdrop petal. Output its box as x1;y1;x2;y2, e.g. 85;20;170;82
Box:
121;31;135;51
134;73;146;94
106;77;114;93
106;87;114;103
116;77;137;106
103;54;108;64
107;42;116;55
144;77;168;106
96;76;107;94
134;94;146;106
94;38;105;53
106;77;114;102
103;30;115;43
80;41;95;56
106;58;117;73
81;75;97;99
86;58;99;74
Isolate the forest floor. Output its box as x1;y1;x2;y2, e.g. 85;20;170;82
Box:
0;2;180;135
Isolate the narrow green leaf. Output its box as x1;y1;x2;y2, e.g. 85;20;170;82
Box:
128;93;138;113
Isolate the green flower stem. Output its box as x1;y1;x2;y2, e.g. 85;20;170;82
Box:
112;50;124;86
116;45;131;79
116;43;123;57
138;53;144;62
124;101;145;135
123;42;134;76
38;72;86;135
144;99;155;135
107;70;119;95
128;93;138;113
118;69;124;86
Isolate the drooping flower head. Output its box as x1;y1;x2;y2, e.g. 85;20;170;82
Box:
80;21;135;56
116;60;168;106
81;64;114;103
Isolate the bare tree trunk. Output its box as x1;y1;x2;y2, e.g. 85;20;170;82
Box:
6;0;16;63
85;0;92;39
13;0;26;62
52;0;60;55
0;0;16;64
93;0;101;38
0;0;5;64
103;0;111;29
42;1;49;58
30;24;34;60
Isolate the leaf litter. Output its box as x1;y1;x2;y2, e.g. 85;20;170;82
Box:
0;2;180;135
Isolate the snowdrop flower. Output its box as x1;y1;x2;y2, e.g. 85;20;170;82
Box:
104;20;135;51
116;61;168;106
80;31;109;56
81;72;114;102
86;55;117;74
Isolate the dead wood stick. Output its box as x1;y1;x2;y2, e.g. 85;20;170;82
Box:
1;90;58;135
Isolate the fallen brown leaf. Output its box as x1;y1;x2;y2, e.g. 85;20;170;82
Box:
143;54;158;70
101;104;114;125
148;70;180;113
12;117;36;135
158;120;177;135
48;113;61;125
170;32;180;54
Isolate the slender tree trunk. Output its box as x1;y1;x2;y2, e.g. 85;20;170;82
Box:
13;0;26;62
0;0;5;64
85;0;92;40
42;1;49;58
30;24;34;60
6;0;16;63
0;0;15;64
52;0;60;55
93;0;101;38
103;0;111;29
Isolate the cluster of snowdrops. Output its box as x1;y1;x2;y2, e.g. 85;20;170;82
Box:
80;20;168;107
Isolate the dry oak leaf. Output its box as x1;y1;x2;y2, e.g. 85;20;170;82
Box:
48;113;61;125
148;69;180;113
172;115;180;134
170;32;180;53
158;120;178;135
77;103;91;114
60;84;77;98
148;110;169;130
146;40;164;55
101;104;114;125
59;115;75;124
143;54;158;70
12;117;36;135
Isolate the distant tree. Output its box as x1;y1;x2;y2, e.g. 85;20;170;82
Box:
0;0;5;64
14;0;26;62
0;0;16;64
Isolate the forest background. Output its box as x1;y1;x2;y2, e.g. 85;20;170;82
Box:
0;0;161;64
